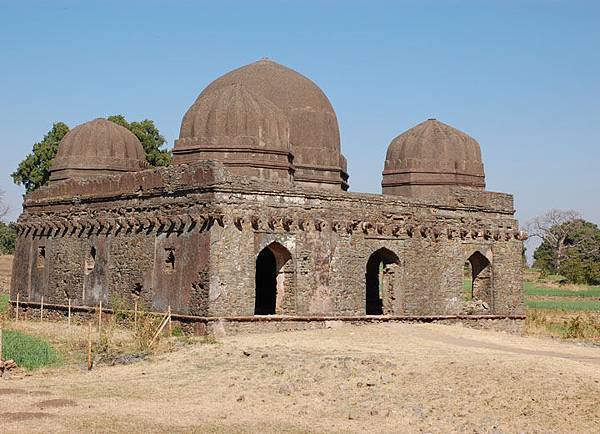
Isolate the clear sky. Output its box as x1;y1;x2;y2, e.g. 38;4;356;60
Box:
1;0;599;239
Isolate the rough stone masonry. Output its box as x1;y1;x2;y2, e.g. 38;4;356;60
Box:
11;60;527;328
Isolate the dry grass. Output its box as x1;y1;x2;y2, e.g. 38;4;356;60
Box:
4;312;215;373
525;268;595;292
526;308;600;343
524;268;600;343
1;323;599;433
2;258;600;431
0;255;12;293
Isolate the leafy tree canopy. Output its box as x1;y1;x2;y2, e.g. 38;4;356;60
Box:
106;115;172;167
533;219;600;285
0;222;17;255
11;122;70;193
12;116;172;193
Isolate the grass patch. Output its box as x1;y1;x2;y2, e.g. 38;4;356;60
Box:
524;283;600;298
1;329;61;369
0;293;9;315
526;299;600;312
463;279;472;301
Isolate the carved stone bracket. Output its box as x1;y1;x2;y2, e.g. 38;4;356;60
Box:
15;212;527;244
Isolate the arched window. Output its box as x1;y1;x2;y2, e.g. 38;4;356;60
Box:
366;248;400;315
255;242;293;315
465;251;493;309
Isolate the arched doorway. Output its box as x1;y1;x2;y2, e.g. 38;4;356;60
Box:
255;248;277;315
465;251;493;309
255;242;293;315
366;248;400;315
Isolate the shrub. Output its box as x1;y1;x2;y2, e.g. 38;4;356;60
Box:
564;315;600;340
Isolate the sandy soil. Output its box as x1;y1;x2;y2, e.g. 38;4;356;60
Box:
0;255;12;291
1;322;599;433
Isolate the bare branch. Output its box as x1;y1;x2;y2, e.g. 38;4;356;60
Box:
526;209;581;242
525;209;583;271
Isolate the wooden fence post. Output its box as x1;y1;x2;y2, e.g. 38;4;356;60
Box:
40;296;44;321
68;299;71;329
15;293;19;322
98;300;102;335
168;305;172;336
149;311;170;348
134;302;138;327
87;322;93;371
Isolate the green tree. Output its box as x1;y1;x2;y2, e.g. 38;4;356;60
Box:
561;254;600;285
107;115;172;167
0;222;17;255
12;116;172;193
532;216;600;285
11;122;70;192
532;240;555;273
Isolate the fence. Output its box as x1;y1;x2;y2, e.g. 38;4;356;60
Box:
8;296;526;324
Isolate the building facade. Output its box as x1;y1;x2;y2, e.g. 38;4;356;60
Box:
11;60;526;321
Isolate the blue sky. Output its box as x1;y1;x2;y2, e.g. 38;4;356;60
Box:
1;0;599;238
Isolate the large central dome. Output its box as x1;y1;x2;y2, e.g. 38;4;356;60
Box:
174;59;348;190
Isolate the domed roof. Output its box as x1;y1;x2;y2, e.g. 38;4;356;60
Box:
177;83;290;151
176;59;348;190
382;119;485;198
197;59;339;150
50;118;148;182
174;84;294;182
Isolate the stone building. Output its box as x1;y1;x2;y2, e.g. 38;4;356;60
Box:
11;60;526;323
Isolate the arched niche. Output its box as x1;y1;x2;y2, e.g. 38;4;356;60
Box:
254;242;294;315
366;248;400;315
464;251;493;311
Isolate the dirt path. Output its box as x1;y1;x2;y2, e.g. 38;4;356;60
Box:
1;323;599;433
408;325;600;365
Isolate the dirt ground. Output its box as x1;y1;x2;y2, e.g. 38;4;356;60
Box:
1;322;599;433
0;255;12;291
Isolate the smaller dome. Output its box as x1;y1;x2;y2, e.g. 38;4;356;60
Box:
50;118;148;182
382;119;485;198
174;83;294;182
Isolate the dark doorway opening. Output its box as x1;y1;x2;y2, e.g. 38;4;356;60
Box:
465;251;493;308
255;248;278;315
366;248;400;315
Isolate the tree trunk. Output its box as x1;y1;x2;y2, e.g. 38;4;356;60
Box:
555;236;567;272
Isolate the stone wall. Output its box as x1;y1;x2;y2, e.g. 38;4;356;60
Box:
11;162;526;318
204;172;524;317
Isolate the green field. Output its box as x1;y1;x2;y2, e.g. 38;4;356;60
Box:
463;274;600;314
524;281;600;298
526;299;600;312
1;329;61;369
523;279;600;312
